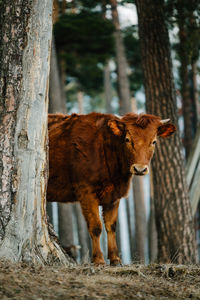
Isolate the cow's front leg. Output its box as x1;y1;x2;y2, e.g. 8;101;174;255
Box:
103;200;121;266
79;195;105;265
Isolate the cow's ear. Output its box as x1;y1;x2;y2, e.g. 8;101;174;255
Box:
157;123;176;137
108;120;125;136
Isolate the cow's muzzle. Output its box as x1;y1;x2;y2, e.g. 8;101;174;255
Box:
130;164;149;176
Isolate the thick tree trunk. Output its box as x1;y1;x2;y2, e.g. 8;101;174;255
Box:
0;0;68;264
136;0;197;263
110;0;131;114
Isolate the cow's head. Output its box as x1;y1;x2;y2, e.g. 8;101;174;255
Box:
108;113;176;176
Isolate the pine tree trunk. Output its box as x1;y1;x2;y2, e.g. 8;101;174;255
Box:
136;0;197;263
110;0;131;114
0;0;68;264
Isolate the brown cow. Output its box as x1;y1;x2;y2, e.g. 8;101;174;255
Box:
47;112;176;265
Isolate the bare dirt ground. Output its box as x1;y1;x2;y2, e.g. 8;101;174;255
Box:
0;259;199;300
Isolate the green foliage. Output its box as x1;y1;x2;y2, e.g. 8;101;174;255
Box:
54;11;115;95
54;12;115;63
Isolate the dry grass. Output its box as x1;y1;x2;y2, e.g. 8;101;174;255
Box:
0;260;199;299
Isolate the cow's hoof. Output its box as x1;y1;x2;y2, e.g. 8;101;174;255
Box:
110;259;122;266
92;258;106;266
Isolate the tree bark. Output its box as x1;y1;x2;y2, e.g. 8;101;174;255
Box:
110;0;131;114
136;0;197;263
0;0;68;264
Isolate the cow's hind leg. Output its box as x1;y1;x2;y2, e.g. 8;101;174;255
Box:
79;193;105;265
103;200;121;266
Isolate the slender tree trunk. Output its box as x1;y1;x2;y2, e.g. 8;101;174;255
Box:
136;0;197;263
102;1;112;115
126;196;134;262
57;204;74;249
49;36;66;113
190;61;200;130
110;0;131;114
0;0;68;264
74;203;91;262
132;177;146;263
77;91;84;114
104;63;113;113
177;1;193;158
148;170;158;262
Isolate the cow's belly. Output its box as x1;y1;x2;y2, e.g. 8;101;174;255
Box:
47;177;76;203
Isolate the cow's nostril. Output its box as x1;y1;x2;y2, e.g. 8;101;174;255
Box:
133;165;148;174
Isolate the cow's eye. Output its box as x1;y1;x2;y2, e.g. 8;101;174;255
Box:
125;137;130;143
152;140;156;145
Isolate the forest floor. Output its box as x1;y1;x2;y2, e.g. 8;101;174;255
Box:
0;259;199;300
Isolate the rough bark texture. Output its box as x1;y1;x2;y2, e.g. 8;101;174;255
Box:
136;0;197;263
0;0;69;264
110;0;131;114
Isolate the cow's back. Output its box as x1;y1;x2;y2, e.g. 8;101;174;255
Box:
47;113;107;203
